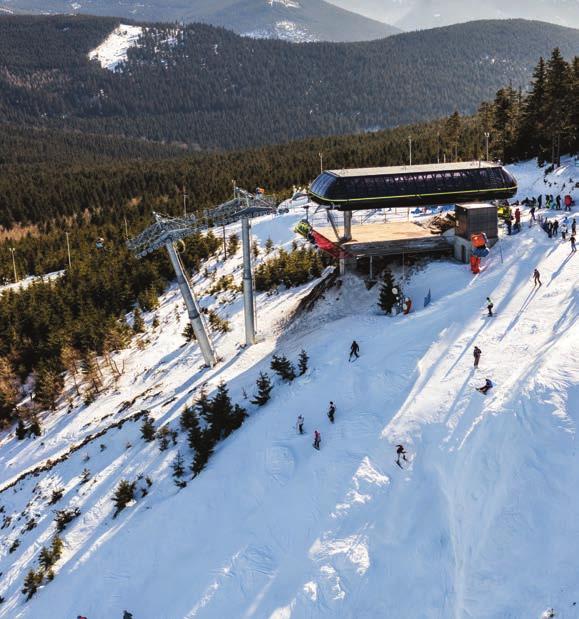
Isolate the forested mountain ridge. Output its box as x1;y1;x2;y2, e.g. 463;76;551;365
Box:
0;0;400;43
1;16;578;150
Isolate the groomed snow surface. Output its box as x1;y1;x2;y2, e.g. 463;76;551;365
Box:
0;159;578;618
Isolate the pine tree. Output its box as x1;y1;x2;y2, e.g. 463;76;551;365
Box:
172;451;186;488
22;569;43;600
28;416;42;437
38;546;54;571
194;388;212;422
182;323;196;342
140;417;156;442
191;434;214;477
132;307;145;333
270;355;296;382
298;349;309;376
156;425;170;451
227;233;240;256
205;382;233;442
80;468;91;484
0;356;20;428
251;372;273;406
180;404;195;432
15;418;27;440
112;480;136;517
265;237;274;254
378;269;399;314
251;239;260;259
34;364;64;412
519;56;548;160
50;535;63;563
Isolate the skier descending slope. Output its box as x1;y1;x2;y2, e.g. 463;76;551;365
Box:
296;415;304;435
486;297;494;317
476;378;494;395
327;401;336;423
533;268;542;287
313;430;321;450
349;340;360;361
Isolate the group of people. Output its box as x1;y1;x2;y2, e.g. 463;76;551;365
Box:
523;193;575;211
297;401;336;450
542;216;577;251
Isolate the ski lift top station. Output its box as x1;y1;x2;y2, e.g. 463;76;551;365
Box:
307;160;517;268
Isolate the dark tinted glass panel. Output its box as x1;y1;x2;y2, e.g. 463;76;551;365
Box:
326;178;347;200
311;173;335;196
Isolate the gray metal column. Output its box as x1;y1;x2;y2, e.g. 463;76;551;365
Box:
166;241;216;367
241;217;256;346
342;210;352;241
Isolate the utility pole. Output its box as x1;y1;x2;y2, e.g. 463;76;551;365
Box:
319;152;323;175
408;136;412;166
241;217;256;346
183;185;188;217
484;132;490;161
437;133;441;164
9;247;17;283
222;224;227;260
65;232;72;269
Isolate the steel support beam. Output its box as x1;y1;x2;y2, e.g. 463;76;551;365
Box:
241;217;256;346
166;241;216;367
342;210;353;241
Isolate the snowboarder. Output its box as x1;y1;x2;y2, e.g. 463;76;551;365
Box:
349;340;360;361
486;297;494;317
296;415;305;435
533;268;542;287
476;378;494;395
313;430;321;450
571;235;577;253
123;613;134;619
77;616;88;619
537;194;542;208
553;220;559;237
396;444;408;467
564;194;572;211
473;346;482;368
327;401;336;423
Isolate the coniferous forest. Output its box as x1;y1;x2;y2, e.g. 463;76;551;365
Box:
0;48;578;429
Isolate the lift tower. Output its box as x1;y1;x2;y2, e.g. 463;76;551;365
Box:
127;212;217;367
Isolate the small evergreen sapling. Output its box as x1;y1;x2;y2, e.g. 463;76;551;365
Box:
112;480;136;517
270;355;296;382
140;417;156;442
251;372;273;406
132;307;145;333
22;569;43;600
172;452;187;488
298;349;309;376
378;269;400;315
15;419;26;440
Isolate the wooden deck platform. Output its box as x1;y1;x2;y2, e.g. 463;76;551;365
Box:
317;221;454;257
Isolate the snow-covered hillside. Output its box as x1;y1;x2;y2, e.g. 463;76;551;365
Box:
0;159;578;618
88;24;143;72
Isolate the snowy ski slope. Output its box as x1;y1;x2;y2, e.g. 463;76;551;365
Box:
0;159;577;618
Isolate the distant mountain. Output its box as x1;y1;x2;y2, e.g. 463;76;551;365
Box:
0;0;401;42
325;0;579;31
1;16;578;150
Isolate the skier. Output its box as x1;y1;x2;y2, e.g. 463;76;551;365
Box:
476;378;494;395
514;207;521;227
123;613;134;619
537;194;543;208
77;616;88;619
313;430;321;450
530;205;536;221
564;194;572;211
506;217;512;235
561;222;567;241
486;297;494;317
572;219;577;235
533;268;542;287
327;401;336;423
552;219;559;237
556;195;561;210
473;346;482;368
571;235;577;253
349;340;360;361
296;415;305;435
396;444;408;467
